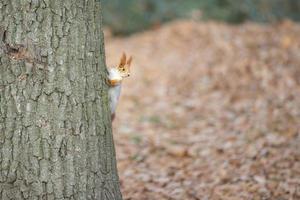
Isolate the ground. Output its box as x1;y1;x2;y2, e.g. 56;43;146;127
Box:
105;20;300;200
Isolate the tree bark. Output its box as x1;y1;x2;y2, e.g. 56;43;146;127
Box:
0;0;123;199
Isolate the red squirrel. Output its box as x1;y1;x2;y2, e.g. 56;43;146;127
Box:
107;53;132;121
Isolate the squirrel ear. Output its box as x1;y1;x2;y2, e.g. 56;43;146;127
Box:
127;56;133;67
119;52;127;67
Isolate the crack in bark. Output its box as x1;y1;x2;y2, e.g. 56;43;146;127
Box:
1;29;6;43
0;27;6;55
4;44;28;60
0;27;47;70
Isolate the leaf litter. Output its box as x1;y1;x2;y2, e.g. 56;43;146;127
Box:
105;20;300;200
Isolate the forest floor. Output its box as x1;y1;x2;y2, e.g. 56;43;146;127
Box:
105;20;300;200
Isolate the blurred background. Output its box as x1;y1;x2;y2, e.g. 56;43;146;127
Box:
103;0;300;34
103;1;300;200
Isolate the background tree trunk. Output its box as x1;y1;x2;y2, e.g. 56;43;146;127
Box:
0;0;123;199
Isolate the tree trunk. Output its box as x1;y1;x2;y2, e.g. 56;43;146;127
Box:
0;0;123;199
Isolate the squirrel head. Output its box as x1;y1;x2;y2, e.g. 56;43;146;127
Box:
117;52;132;78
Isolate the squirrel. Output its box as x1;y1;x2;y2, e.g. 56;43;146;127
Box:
107;52;132;121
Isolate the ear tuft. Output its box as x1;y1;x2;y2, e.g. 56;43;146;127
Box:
127;56;133;67
119;52;127;67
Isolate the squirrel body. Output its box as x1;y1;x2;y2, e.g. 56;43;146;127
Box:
107;53;132;121
108;68;122;116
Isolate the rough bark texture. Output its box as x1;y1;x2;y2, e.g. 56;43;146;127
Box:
0;0;122;199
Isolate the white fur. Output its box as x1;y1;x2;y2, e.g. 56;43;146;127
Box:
109;84;121;114
108;68;122;81
108;68;122;114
